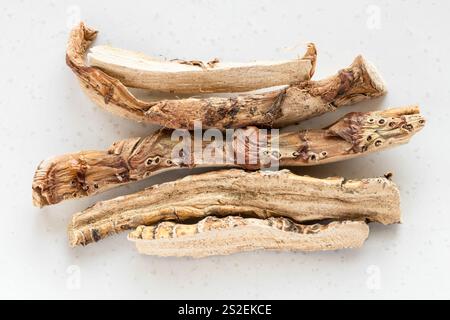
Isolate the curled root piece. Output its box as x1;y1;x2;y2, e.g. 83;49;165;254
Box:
67;169;400;247
67;23;386;129
32;107;424;207
128;216;370;258
88;44;317;94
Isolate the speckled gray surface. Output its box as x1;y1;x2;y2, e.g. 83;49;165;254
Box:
0;0;448;299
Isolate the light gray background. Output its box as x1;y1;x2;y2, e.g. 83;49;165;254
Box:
0;0;448;299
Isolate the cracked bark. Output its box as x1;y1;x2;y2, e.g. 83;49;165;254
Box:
32;107;425;207
68;169;400;247
67;22;386;129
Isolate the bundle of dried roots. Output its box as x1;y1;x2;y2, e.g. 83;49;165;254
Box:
29;22;426;258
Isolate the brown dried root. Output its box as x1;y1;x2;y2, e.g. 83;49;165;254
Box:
128;216;369;258
32;107;424;207
67;23;386;129
68;169;400;247
88;45;316;94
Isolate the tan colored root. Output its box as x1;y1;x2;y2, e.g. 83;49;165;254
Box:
32;107;424;207
128;216;370;258
88;44;316;94
67;23;386;129
68;169;400;247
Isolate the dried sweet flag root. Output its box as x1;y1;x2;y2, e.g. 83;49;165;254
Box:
68;169;401;250
32;107;424;207
128;216;370;258
67;22;385;129
87;45;316;94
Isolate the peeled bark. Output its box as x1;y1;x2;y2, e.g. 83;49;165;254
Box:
128;216;369;258
67;23;386;129
88;44;316;94
32;107;424;207
68;169;400;247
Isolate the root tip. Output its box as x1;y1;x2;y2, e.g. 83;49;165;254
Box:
357;55;387;95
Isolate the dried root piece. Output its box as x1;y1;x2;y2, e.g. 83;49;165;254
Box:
128;216;369;258
32;107;424;207
67;23;386;129
67;169;400;247
88;45;317;94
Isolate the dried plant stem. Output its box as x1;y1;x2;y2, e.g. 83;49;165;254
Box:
88;45;317;94
68;169;400;247
32;107;424;207
67;23;386;129
128;216;370;258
